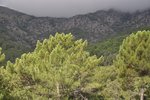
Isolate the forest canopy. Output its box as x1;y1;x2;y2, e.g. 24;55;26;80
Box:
0;31;150;100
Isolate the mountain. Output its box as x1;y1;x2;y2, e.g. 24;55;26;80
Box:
0;6;150;62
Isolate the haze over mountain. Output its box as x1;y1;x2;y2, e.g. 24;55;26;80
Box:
0;0;150;17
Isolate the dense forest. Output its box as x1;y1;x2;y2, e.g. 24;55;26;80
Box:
0;30;150;100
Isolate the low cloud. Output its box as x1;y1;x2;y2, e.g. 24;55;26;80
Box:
1;0;150;17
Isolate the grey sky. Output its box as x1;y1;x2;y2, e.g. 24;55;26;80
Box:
0;0;150;17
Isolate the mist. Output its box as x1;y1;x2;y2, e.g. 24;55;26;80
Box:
0;0;150;17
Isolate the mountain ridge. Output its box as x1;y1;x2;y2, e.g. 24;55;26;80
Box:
0;6;150;61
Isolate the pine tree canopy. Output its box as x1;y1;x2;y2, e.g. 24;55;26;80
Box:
114;30;150;99
0;31;150;100
0;33;103;99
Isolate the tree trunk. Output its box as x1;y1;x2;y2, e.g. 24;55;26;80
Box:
140;88;144;100
56;82;61;100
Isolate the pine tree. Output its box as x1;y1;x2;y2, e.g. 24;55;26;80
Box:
0;48;5;67
1;33;103;99
114;31;150;99
0;48;13;99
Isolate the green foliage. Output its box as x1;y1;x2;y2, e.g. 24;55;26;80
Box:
0;33;103;99
114;30;150;99
0;48;5;66
92;65;118;99
0;32;32;64
0;31;150;99
87;35;127;65
115;31;150;76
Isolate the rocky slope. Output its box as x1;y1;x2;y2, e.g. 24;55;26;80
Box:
0;6;150;61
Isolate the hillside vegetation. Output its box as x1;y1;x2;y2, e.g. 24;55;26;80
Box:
0;6;150;63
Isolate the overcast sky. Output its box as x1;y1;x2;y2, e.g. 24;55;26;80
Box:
0;0;150;17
